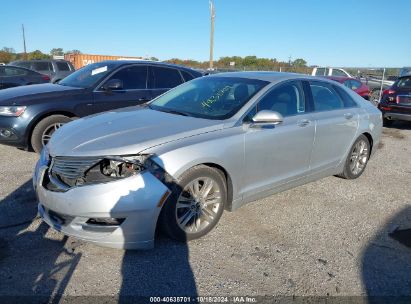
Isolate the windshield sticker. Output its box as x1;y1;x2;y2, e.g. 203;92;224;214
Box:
91;66;108;76
201;86;231;108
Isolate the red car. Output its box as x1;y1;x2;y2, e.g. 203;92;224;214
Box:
322;76;371;100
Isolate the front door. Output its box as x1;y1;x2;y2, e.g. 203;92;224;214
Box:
242;80;315;199
92;65;151;114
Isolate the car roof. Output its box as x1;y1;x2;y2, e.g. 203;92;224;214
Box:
321;76;355;82
3;65;39;73
97;60;200;72
206;71;323;83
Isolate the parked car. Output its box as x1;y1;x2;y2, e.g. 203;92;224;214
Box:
33;72;382;249
0;65;50;90
0;60;202;152
360;76;394;104
378;75;411;126
399;67;411;77
321;76;370;100
9;59;75;83
312;67;352;77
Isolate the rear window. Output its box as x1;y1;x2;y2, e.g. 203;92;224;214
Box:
333;85;358;108
151;66;183;88
331;69;348;77
11;61;30;69
56;61;71;71
315;68;327;76
395;77;411;89
32;62;53;71
180;70;195;82
4;67;28;76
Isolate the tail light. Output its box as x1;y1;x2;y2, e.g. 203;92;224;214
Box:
382;89;396;96
42;75;51;81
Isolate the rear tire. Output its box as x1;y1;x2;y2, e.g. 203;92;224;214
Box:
383;117;394;127
31;115;71;153
159;165;226;242
338;135;370;179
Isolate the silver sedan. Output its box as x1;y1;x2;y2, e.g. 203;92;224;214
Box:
33;72;382;249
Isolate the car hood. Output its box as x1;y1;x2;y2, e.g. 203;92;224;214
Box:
48;107;225;157
0;83;84;105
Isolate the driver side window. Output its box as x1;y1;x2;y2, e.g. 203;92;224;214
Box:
257;81;305;117
105;65;148;90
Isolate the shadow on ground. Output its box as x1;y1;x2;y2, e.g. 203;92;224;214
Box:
0;180;81;302
362;206;411;298
0;179;197;301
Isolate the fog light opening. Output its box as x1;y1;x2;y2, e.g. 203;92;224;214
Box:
86;218;125;226
0;129;13;138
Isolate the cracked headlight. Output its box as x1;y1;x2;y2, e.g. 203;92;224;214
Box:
81;154;151;185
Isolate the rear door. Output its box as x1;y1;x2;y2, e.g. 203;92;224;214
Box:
307;80;359;171
148;66;185;98
92;64;150;114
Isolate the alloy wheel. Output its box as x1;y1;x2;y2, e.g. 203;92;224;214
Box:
349;140;369;175
175;177;222;234
41;122;64;146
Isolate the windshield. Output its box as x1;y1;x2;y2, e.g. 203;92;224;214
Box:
58;62;117;88
149;76;268;120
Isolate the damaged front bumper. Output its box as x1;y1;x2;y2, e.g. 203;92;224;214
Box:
33;157;170;250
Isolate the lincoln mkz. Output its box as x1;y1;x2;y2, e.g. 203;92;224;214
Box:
33;72;382;249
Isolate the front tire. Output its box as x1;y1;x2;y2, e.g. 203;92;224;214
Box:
31;115;71;153
338;135;371;179
159;165;226;242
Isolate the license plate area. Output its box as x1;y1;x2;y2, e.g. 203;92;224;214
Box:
397;95;411;106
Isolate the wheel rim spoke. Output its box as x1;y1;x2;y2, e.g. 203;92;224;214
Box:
350;140;368;175
176;176;222;234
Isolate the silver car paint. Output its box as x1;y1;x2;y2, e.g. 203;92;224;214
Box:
34;72;382;249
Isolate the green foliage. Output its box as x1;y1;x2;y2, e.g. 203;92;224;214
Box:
28;50;51;60
292;58;307;67
50;48;64;56
66;49;81;54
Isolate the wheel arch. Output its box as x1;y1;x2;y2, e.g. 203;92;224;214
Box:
27;110;78;150
361;132;374;155
201;162;234;212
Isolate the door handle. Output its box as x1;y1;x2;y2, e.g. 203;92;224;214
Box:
344;113;354;119
138;97;151;102
297;119;310;127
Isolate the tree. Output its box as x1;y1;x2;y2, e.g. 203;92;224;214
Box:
66;49;81;54
149;56;159;61
28;50;51;60
50;48;64;56
2;47;16;54
292;58;307;67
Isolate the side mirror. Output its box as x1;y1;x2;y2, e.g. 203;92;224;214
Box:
102;79;123;91
250;110;283;127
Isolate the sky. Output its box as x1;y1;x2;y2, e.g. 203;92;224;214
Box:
0;0;410;67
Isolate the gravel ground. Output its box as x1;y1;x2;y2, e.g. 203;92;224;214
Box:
0;123;410;300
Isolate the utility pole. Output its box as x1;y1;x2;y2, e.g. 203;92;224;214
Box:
209;0;215;70
22;24;27;59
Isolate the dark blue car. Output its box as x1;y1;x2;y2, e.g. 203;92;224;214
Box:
0;65;50;89
0;60;201;152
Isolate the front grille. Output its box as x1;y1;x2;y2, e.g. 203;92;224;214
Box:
50;156;102;188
